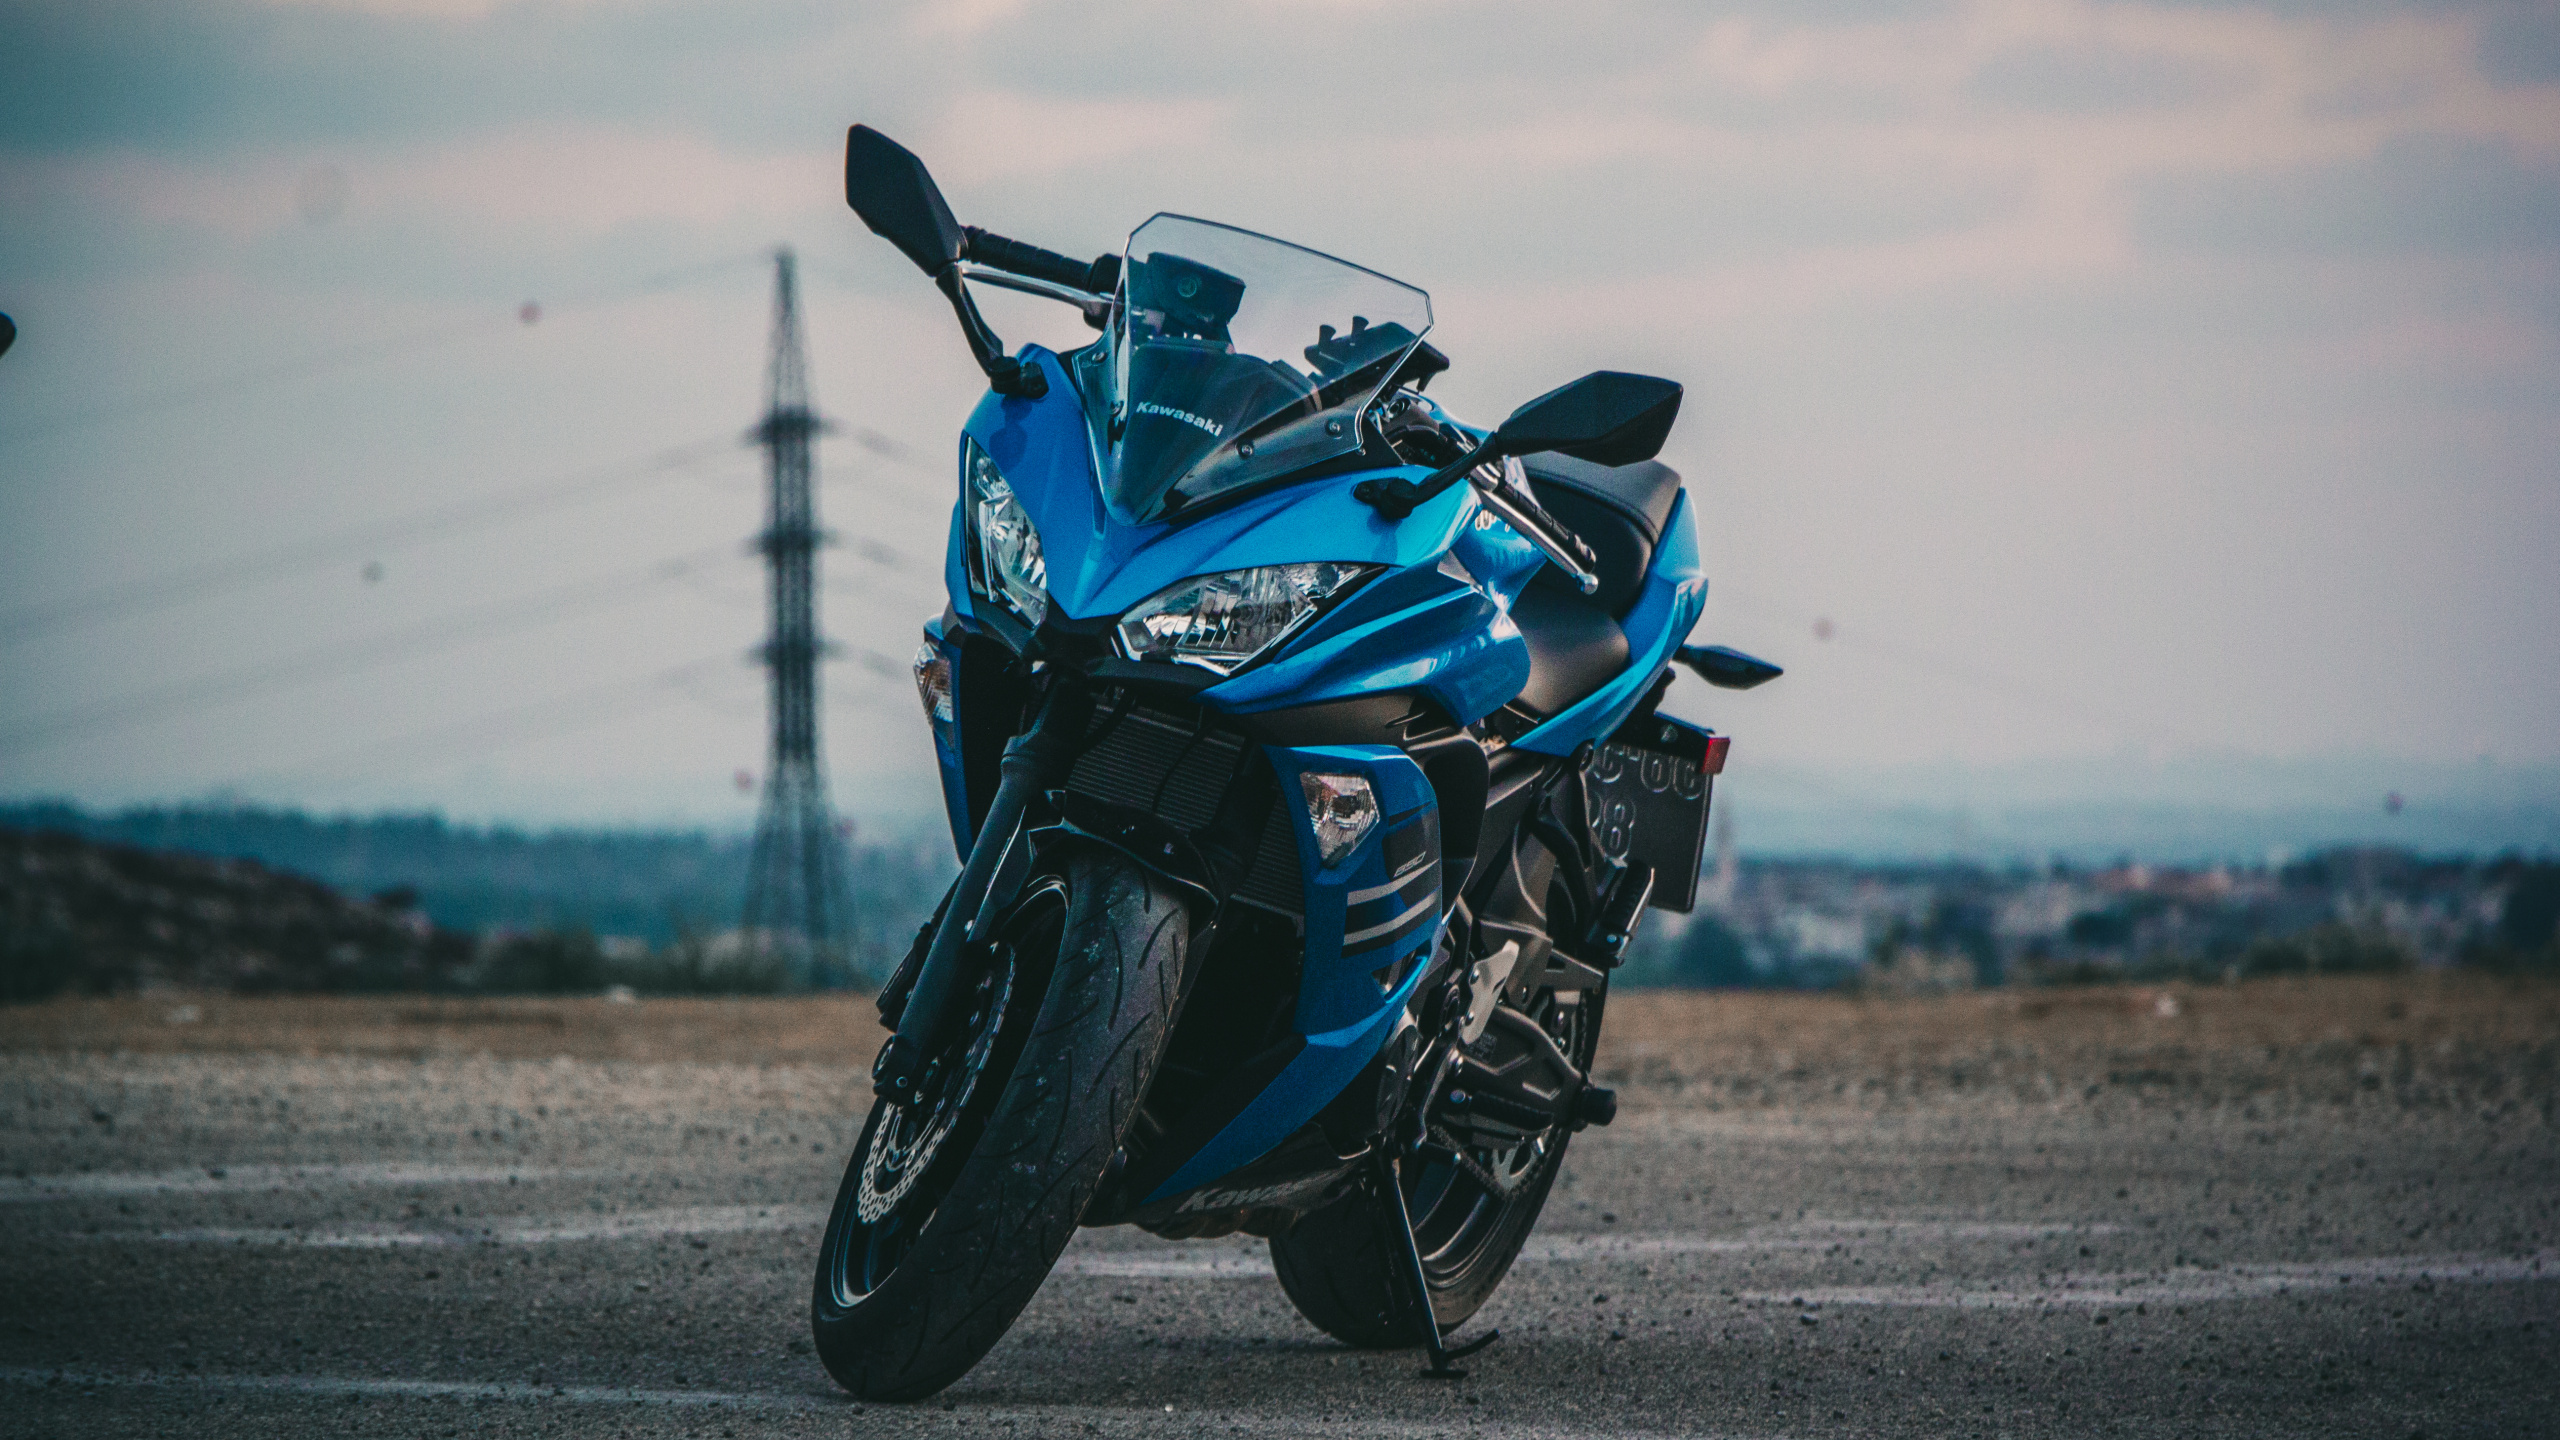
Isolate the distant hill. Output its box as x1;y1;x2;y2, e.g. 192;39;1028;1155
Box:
1;827;473;999
0;803;954;969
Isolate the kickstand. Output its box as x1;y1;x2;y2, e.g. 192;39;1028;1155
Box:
1367;1146;1501;1380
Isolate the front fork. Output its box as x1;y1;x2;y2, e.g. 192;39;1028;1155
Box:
873;675;1093;1101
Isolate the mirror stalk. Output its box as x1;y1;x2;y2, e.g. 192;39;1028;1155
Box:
932;266;1047;400
955;262;1113;330
1356;444;1602;596
1355;437;1497;521
845;126;1053;399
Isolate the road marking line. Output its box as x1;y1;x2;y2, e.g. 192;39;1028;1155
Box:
1744;1250;2557;1310
1763;1219;2127;1241
98;1204;829;1249
0;1366;826;1410
3;1162;602;1203
1054;1248;1274;1278
72;1200;2127;1269
1053;1222;2127;1278
68;1193;2133;1269
0;1367;1736;1438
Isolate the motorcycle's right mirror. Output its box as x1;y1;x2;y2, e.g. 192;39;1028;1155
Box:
844;125;965;276
1492;371;1683;468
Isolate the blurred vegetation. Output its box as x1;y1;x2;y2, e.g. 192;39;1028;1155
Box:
2014;924;2414;988
603;922;792;996
1;820;911;1002
0;912;82;1005
10;805;2554;1002
2464;859;2560;976
1615;911;1755;989
0;801;953;972
468;929;609;995
461;924;795;996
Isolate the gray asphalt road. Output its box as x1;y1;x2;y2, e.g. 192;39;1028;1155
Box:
4;1050;2553;1438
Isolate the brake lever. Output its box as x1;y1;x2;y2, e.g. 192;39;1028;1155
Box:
1469;462;1602;596
1354;451;1605;597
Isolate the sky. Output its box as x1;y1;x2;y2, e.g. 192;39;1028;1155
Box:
1;0;2556;855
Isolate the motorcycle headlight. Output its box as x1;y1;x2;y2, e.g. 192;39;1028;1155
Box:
1114;561;1379;676
963;437;1047;626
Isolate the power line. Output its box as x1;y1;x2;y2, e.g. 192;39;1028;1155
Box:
232;626;918;788
1705;582;2214;754
0;249;771;448
0;434;746;648
0;543;749;758
252;652;746;785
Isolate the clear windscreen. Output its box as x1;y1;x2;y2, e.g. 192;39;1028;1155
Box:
1074;215;1432;525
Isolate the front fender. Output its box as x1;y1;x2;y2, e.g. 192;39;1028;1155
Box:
1026;794;1221;920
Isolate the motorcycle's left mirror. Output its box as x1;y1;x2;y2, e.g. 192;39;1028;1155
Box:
845;125;964;276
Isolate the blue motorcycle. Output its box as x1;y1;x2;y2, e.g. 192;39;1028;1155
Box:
812;126;1781;1400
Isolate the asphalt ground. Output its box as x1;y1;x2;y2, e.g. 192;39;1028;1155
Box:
3;977;2554;1439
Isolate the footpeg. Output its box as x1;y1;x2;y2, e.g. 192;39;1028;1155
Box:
1573;1084;1617;1129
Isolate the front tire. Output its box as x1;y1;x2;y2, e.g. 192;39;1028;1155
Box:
812;854;1189;1401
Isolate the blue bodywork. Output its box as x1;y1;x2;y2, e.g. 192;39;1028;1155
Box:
931;343;1705;1209
1143;744;1440;1203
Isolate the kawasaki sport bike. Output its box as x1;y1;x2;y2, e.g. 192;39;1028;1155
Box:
812;125;1782;1400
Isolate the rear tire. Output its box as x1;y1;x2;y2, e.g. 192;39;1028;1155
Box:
811;854;1189;1401
1270;983;1605;1348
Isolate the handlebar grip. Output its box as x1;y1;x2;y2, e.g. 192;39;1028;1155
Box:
962;228;1117;295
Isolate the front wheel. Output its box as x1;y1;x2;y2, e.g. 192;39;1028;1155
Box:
811;854;1189;1401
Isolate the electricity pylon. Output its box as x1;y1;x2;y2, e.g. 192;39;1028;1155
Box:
740;248;854;986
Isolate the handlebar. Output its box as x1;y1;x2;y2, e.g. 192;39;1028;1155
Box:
961;227;1119;297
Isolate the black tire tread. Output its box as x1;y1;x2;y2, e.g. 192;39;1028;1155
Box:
1268;1137;1570;1349
812;855;1187;1400
1267;1192;1407;1347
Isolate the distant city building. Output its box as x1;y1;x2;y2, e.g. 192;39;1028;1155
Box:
1621;848;2555;990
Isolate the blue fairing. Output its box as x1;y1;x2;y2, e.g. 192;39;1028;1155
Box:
933;344;1708;1206
962;352;1471;623
1142;744;1440;1204
921;615;970;856
956;348;1557;727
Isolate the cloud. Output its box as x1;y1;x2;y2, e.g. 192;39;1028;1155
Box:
1967;42;2246;113
2480;2;2560;85
2135;132;2560;256
917;91;1233;187
8;0;2560;809
0;0;877;154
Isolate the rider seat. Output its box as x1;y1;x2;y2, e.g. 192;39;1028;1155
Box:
1521;455;1683;618
1510;585;1629;718
1504;454;1681;717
